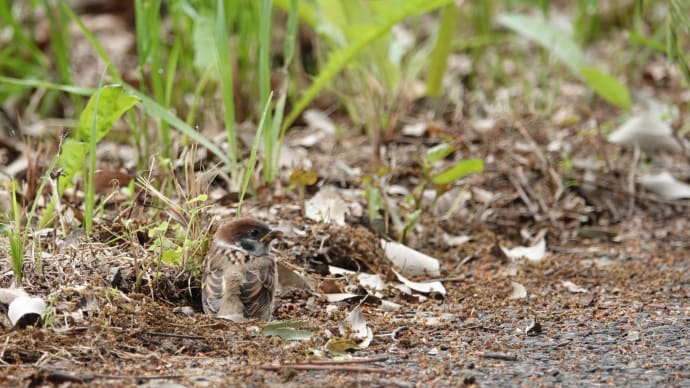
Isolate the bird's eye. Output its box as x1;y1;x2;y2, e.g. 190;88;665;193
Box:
249;228;260;238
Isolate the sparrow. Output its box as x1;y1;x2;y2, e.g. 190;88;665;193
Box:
201;217;283;322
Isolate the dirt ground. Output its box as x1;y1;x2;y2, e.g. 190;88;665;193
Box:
1;129;689;387
1;234;688;387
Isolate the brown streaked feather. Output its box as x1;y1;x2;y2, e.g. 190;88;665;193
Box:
201;244;253;316
239;257;275;319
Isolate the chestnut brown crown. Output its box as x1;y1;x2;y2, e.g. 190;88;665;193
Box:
214;217;283;256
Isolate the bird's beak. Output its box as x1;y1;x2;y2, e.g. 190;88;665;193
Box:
260;230;283;242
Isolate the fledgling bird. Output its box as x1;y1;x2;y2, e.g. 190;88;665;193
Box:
201;217;283;322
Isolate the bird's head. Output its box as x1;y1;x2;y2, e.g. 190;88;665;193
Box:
214;217;283;256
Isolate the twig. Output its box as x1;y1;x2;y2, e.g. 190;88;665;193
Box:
144;331;205;340
260;364;390;373
0;364;188;381
304;355;389;365
477;351;518;361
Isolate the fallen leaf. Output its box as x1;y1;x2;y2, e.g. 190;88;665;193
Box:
382;240;441;277
261;321;312;341
305;186;347;225
607;111;680;152
393;270;446;295
303;109;336;134
640;171;690;200
508;282;527;300
402;122;427;137
562;280;588;293
277;261;314;291
442;233;471;247
500;238;546;262
357;273;387;292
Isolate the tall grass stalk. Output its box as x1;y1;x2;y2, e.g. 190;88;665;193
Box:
273;0;299;174
214;0;238;175
8;182;24;285
43;0;81;112
426;3;457;96
237;92;273;217
259;0;274;182
84;70;108;235
135;0;169;158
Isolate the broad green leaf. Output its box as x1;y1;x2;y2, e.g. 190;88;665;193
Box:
261;320;312;340
426;143;455;164
161;248;183;266
75;85;139;142
580;66;632;109
187;194;208;204
498;13;585;74
432;159;484;185
57;139;88;194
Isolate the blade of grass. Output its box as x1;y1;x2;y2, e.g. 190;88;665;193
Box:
8;182;24;284
273;0;299;175
0;75;93;95
237;91;273;217
259;0;274;182
425;3;457;96
83;69;108;235
214;0;237;172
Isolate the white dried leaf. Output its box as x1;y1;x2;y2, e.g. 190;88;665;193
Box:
357;273;387;291
303;109;336;134
382;240;441;277
508;282;527;300
0;288;29;305
379;300;402;312
640;171;690;200
401;122;427;137
562;280;588;293
471;187;495;204
393;270;446;295
328;266;356;276
607;112;680;152
305;186;347;225
500;238;546;262
8;296;46;327
442;233;471;247
341;305;372;348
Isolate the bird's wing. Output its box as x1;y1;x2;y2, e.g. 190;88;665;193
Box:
201;246;244;315
239;258;275;318
201;265;224;315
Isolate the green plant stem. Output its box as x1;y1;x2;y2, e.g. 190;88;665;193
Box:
426;3;457;96
260;0;274;182
215;0;238;173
